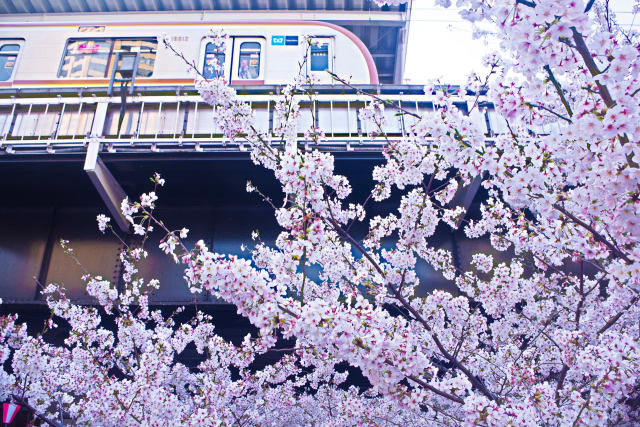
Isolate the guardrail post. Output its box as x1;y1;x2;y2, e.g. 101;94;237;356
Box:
91;101;109;138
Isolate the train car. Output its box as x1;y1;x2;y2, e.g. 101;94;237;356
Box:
0;11;378;91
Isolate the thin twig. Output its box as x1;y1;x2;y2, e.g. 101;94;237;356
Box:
524;102;573;123
543;65;573;118
327;71;421;119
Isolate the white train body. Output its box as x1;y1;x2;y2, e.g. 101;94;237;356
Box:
0;12;378;90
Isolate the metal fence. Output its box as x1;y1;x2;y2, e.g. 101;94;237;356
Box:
0;91;562;154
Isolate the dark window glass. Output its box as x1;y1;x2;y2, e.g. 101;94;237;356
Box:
310;42;329;72
58;38;157;78
0;44;20;81
203;43;225;79
238;42;260;80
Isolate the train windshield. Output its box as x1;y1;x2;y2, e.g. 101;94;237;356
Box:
203;43;225;79
310;42;329;72
238;42;261;80
58;38;157;78
0;44;20;81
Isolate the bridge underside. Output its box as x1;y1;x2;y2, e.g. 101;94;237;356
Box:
1;151;474;305
0;87;506;306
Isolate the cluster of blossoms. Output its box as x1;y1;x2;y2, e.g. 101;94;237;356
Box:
2;0;640;425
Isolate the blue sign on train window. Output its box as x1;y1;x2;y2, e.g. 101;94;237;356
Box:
271;36;284;46
310;42;329;71
285;36;298;46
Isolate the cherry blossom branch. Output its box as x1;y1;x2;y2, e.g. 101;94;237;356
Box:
406;374;465;405
59;239;89;276
345;192;371;233
327;71;421;119
166;36;281;160
327;217;497;401
571;368;615;427
524;102;573;123
278;299;464;406
451;311;473;360
570;27;615;108
515;0;537;7
521;312;564;353
113;389;142;425
553;204;631;264
555;364;570;403
352;339;465;404
569;26;635;152
328;217;385;278
300;245;307;306
583;0;596;13
468;63;498;114
575;260;585;328
163;38;206;80
10;393;64;427
597;295;640;335
543;65;574;118
266;346;307;353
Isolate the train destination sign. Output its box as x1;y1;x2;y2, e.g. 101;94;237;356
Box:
78;25;105;32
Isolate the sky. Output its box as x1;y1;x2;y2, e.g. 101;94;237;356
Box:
403;0;639;85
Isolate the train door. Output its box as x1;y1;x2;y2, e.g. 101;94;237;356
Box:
231;38;265;84
0;40;23;84
307;37;333;83
200;39;231;83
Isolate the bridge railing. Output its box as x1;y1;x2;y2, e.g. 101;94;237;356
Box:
0;92;562;154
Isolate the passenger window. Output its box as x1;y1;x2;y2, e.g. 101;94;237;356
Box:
238;42;261;80
112;39;157;77
203;43;225;79
58;38;157;78
59;39;112;78
0;43;20;81
310;41;330;72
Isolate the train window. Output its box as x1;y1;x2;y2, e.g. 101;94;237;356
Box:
0;43;20;81
58;38;157;78
59;39;112;78
203;43;225;79
307;38;333;81
238;42;261;80
310;42;330;71
112;39;157;77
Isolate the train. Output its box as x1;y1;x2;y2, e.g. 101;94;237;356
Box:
0;11;378;91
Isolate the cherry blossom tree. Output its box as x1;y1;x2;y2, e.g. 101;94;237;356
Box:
2;0;640;425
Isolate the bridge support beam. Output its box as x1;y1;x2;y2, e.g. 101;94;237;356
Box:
84;140;130;232
453;173;484;228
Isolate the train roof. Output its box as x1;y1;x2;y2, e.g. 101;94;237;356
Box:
1;1;411;84
1;0;407;13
